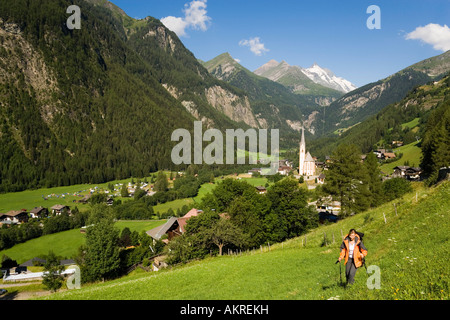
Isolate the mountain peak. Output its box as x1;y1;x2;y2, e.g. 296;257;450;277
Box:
220;52;233;59
254;58;357;94
266;59;280;65
254;59;281;76
302;63;357;93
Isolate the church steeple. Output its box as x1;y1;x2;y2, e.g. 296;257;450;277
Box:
299;127;306;175
300;126;305;150
298;127;316;177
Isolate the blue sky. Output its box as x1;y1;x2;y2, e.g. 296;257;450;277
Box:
109;0;450;87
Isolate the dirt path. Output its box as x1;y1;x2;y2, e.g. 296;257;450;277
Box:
1;282;41;288
0;282;54;300
0;290;52;300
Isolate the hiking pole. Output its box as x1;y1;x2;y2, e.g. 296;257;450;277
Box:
362;257;369;276
335;260;342;286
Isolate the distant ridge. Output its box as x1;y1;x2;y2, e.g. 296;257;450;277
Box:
255;59;356;94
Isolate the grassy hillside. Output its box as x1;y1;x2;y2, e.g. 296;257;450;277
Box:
40;181;449;300
310;74;450;159
380;141;422;174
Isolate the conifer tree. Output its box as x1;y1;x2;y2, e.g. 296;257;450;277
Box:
154;171;169;192
83;206;120;282
42;251;65;292
364;152;384;206
323;144;370;216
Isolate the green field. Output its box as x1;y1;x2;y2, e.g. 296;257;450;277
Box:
0;183;94;213
153;198;195;214
0;176;153;213
0;220;166;264
380;141;422;174
0;174;271;266
40;181;450;300
401;117;420;130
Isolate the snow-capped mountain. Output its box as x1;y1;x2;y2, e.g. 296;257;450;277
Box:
253;60;344;100
255;60;357;94
302;63;358;93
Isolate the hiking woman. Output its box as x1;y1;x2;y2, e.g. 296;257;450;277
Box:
338;229;367;285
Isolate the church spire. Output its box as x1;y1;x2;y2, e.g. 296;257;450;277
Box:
299;127;305;175
300;126;305;149
298;127;316;177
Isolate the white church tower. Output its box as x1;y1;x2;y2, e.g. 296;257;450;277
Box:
299;127;316;176
299;127;306;175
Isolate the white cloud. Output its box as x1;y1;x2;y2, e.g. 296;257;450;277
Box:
160;16;188;37
161;0;211;38
405;23;450;52
234;58;241;63
239;37;269;56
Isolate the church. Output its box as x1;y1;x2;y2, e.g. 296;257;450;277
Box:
299;127;316;176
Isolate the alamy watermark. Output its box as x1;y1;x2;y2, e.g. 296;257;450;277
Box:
171;121;279;175
66;5;81;30
366;265;381;290
367;5;381;30
66;264;81;290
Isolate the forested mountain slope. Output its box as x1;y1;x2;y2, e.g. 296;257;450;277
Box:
0;0;274;192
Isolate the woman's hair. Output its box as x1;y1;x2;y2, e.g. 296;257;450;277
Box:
348;228;357;235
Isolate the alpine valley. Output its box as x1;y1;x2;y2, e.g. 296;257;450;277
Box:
0;0;449;193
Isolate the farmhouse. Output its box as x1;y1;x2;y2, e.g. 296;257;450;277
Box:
29;207;49;219
248;168;262;175
0;210;29;224
277;166;293;176
317;173;326;184
405;167;422;181
146;208;202;243
278;159;293;167
392;166;409;178
373;149;385;159
75;193;91;204
255;186;267;194
382;152;396;160
177;208;202;233
50;204;70;215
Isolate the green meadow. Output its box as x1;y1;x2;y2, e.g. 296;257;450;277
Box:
380;141;422;174
40;181;449;300
0;176;146;213
0;220;166;264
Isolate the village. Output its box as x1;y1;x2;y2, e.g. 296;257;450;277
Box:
0;127;429;284
0;128;423;229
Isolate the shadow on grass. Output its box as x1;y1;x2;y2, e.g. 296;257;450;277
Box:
0;291;19;300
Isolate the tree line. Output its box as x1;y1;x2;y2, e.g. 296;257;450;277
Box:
166;177;319;264
321;144;412;217
0;208;87;251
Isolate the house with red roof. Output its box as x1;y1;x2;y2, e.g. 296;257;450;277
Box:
146;208;203;244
